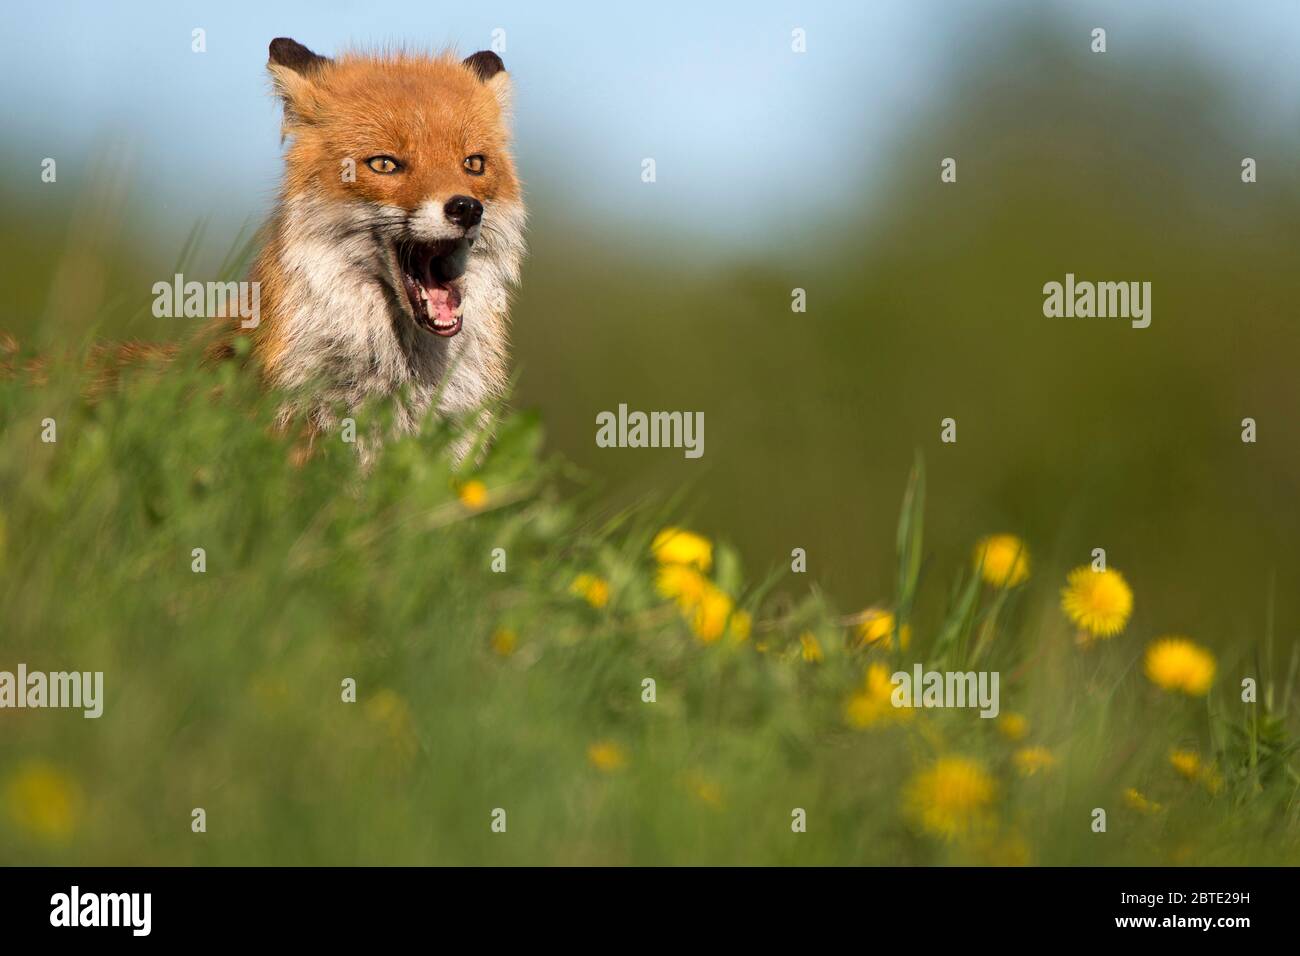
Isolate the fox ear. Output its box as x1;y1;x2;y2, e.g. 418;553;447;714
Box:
268;38;330;126
462;51;512;113
462;51;504;82
270;38;330;75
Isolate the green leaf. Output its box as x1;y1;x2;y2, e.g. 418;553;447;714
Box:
893;450;926;652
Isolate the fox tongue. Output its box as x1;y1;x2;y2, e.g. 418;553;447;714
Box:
424;285;455;325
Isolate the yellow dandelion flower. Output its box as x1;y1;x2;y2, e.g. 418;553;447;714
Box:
728;609;752;641
570;573;610;609
997;712;1029;741
844;662;912;729
903;756;996;840
1013;746;1057;777
685;772;724;808
656;564;732;641
5;761;81;842
1060;566;1133;638
457;479;488;510
587;741;627;773
1169;749;1201;780
655;563;710;608
1168;749;1222;794
688;586;733;643
1124;787;1163;815
852;609;911;651
1145;637;1215;696
490;627;518;657
799;631;824;663
974;534;1030;588
651;527;712;571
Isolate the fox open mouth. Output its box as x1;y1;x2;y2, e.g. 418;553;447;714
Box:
398;239;470;337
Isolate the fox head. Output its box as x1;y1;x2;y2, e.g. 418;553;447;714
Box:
255;39;525;429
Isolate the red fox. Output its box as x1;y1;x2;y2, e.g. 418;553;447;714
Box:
249;39;526;450
4;39;526;460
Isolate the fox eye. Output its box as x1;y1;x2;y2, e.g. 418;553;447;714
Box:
463;154;486;176
366;156;402;174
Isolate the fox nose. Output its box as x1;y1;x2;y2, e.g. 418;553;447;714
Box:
444;195;483;229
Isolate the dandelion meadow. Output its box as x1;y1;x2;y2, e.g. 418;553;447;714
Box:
2;346;1296;865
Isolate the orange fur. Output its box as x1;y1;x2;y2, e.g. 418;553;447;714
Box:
250;47;522;382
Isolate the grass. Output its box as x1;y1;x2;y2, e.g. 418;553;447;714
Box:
2;331;1298;866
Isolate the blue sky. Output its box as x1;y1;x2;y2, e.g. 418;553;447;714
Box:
3;1;1297;257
